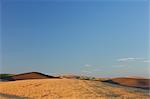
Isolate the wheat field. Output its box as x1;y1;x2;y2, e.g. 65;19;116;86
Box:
0;79;149;99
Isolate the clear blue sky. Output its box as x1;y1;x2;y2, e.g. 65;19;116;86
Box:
1;0;149;77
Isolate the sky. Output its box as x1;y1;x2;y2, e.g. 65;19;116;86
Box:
1;0;149;78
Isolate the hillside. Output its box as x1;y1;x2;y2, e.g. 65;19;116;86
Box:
104;77;150;89
0;72;59;81
0;79;149;99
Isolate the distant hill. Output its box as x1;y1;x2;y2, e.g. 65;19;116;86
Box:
0;74;14;81
0;72;59;81
103;77;150;89
0;74;14;77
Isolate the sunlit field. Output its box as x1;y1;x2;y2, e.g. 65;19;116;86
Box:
0;79;149;99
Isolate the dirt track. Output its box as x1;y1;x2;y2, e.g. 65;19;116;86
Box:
0;79;149;99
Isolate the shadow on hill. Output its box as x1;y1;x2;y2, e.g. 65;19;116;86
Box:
102;79;119;84
0;93;28;99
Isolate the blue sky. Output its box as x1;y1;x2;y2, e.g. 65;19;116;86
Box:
1;0;149;77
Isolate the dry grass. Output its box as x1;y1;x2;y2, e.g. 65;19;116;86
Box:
0;79;149;99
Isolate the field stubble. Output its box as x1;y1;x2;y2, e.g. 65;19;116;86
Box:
0;79;149;99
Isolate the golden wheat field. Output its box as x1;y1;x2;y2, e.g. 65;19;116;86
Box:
0;79;149;99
